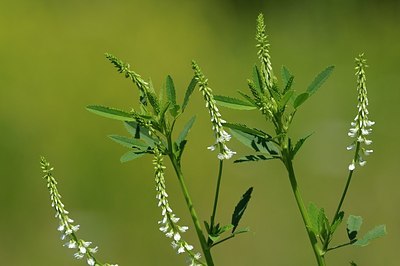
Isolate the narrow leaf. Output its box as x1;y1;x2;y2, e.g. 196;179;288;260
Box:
86;105;134;121
252;65;263;93
108;135;148;149
331;211;345;235
214;95;256;110
293;92;309;109
120;150;146;163
230;128;280;156
237;90;257;106
124;121;156;146
347;215;363;241
281;65;292;85
234;154;275;163
354;225;386;247
182;77;197;111
307;202;320;235
231;187;253;233
278;90;294;111
176;116;196;145
283;75;294;95
306;65;334;95
291;133;313;159
318;208;330;241
166;75;177;105
224;123;271;138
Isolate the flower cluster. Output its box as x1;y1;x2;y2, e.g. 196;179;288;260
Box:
40;157;117;266
347;54;374;170
192;61;236;160
153;147;204;266
256;13;274;92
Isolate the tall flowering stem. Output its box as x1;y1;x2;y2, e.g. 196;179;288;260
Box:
333;54;374;222
256;13;274;94
153;146;205;266
191;61;235;160
40;157;117;266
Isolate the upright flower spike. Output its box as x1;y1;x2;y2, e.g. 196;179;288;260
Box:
192;61;236;160
153;147;204;266
40;157;118;266
256;13;274;92
347;54;375;170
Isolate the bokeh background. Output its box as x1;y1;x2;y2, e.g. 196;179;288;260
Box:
1;0;399;265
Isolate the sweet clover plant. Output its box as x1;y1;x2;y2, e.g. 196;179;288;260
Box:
41;14;386;265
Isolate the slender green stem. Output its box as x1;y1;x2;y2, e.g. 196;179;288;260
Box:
282;150;325;266
209;160;224;234
169;155;214;266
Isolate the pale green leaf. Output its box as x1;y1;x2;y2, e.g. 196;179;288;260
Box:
354;225;386;247
347;215;363;241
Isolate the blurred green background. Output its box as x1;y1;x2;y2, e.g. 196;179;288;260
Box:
1;0;399;265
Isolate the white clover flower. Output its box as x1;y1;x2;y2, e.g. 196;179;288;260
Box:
153;148;205;265
40;157;117;266
192;61;236;160
347;54;374;170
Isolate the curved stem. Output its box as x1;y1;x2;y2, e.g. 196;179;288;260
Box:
282;151;325;266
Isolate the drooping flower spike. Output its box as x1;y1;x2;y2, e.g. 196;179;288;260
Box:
40;157;118;266
347;54;375;170
153;146;204;266
192;61;236;160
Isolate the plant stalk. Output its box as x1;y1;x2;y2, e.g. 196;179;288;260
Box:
209;160;224;234
169;154;214;266
282;151;326;266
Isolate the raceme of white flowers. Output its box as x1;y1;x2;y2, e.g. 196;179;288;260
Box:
192;61;236;160
40;157;118;266
153;147;204;266
347;54;374;171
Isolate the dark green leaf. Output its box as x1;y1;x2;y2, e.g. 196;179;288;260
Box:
234;154;275;163
166;75;176;105
281;65;292;85
182;77;197;111
283;75;294;95
291;133;313;159
354;224;386;247
347;215;363;241
86;105;134;121
108;135;148;149
350;261;358;266
231;187;253;233
120;150;146;163
293;92;310;109
214;95;256;110
224;123;271;138
331;211;344;235
306;65;334;96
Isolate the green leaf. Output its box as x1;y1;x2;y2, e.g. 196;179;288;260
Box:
331;211;344;235
120;150;146;163
306;65;334;96
237;91;257;106
354;224;386;247
124;121;156;146
176;116;196;145
318;208;330;242
291;133;313;159
86;105;134;121
347;215;363;241
252;65;264;93
224;123;271;138
283;75;294;95
230;128;280;157
182;77;197;111
234;154;275;163
166;75;177;105
278;90;294;111
281;65;292;86
108;135;148;149
307;202;320;235
231;187;253;233
293;92;310;109
214;95;256;110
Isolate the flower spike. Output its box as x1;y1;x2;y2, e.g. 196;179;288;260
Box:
347;54;374;170
40;157;118;266
192;61;236;160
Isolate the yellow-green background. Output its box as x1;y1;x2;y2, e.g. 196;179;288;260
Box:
1;0;399;265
